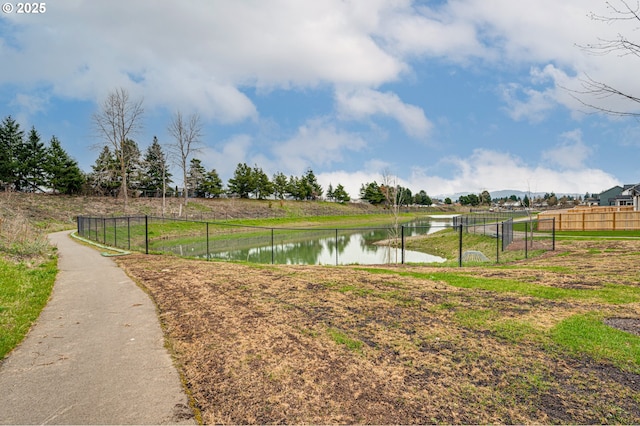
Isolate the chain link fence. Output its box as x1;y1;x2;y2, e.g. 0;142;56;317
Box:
77;215;555;266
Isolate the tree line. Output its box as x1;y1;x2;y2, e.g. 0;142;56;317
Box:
359;181;434;206
0;108;439;205
2;85;440;205
0;116;84;194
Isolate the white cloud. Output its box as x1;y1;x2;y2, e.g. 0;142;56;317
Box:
379;2;493;62
541;130;593;170
0;0;406;121
499;82;556;123
336;88;432;138
407;149;618;196
10;93;49;115
272;118;367;175
198;134;253;181
4;0;639;123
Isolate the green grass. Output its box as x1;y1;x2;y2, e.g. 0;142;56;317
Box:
404;228;548;264
361;268;640;304
551;313;640;373
0;257;57;359
208;213;418;228
550;230;640;239
452;308;544;343
326;327;363;352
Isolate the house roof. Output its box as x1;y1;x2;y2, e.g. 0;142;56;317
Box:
628;184;640;196
621;183;640;196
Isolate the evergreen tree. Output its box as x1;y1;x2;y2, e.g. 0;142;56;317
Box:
45;136;85;194
286;175;301;200
302;168;323;200
272;172;288;199
227;163;255;198
396;186;412;206
360;181;385;204
332;183;350;203
326;183;334;201
15;127;47;192
0;116;24;190
119;139;142;193
414;190;432;206
200;168;224;198
89;146;119;196
187;158;207;197
141;136;171;196
252;166;273;200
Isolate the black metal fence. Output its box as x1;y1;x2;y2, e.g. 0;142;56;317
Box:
76;215;555;266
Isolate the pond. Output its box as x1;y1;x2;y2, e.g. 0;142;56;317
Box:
196;218;450;265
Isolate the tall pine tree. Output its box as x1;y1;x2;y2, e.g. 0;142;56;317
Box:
200;169;224;198
227;163;255;198
187;158;207;198
15;127;47;192
141;136;171;196
89;146;119;196
45;136;85;194
0;116;24;190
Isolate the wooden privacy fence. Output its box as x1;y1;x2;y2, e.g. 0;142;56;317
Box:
538;206;640;231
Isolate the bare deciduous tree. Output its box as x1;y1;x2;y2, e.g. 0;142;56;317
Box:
167;111;203;207
381;169;401;264
92;87;144;209
573;0;640;116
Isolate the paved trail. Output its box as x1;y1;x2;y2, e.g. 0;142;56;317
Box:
0;231;194;425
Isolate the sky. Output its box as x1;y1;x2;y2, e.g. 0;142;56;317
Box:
1;0;640;199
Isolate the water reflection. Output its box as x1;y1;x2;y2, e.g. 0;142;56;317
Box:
196;219;448;265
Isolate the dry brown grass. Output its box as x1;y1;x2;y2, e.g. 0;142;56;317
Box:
117;238;640;424
0;192;394;262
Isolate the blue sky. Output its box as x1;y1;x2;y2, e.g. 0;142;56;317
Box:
1;0;639;198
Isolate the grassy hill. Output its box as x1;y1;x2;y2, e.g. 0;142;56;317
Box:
0;192;455;262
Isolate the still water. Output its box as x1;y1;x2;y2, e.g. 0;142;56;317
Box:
201;219;449;265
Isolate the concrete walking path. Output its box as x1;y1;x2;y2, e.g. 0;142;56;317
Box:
0;230;194;425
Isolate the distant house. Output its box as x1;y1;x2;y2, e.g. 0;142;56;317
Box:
596;185;623;206
615;184;640;211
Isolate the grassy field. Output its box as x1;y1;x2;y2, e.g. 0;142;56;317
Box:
0;193;445;360
0;259;57;359
3;193;640;424
116;237;640;424
0;193;411;359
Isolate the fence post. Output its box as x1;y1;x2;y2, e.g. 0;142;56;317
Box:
401;225;405;264
552;218;556;251
335;229;338;266
127;217;131;250
145;215;149;255
114;218;117;248
496;222;500;263
272;228;275;265
525;221;528;259
458;224;463;267
103;218;106;244
206;222;210;261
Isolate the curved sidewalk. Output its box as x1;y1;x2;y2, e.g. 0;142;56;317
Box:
0;231;194;425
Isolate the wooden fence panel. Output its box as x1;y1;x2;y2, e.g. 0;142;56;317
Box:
538;207;640;231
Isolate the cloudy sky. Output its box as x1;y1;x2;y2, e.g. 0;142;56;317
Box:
1;0;639;198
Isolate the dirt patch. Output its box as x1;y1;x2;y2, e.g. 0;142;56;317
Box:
506;240;552;251
116;239;640;424
605;318;640;336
